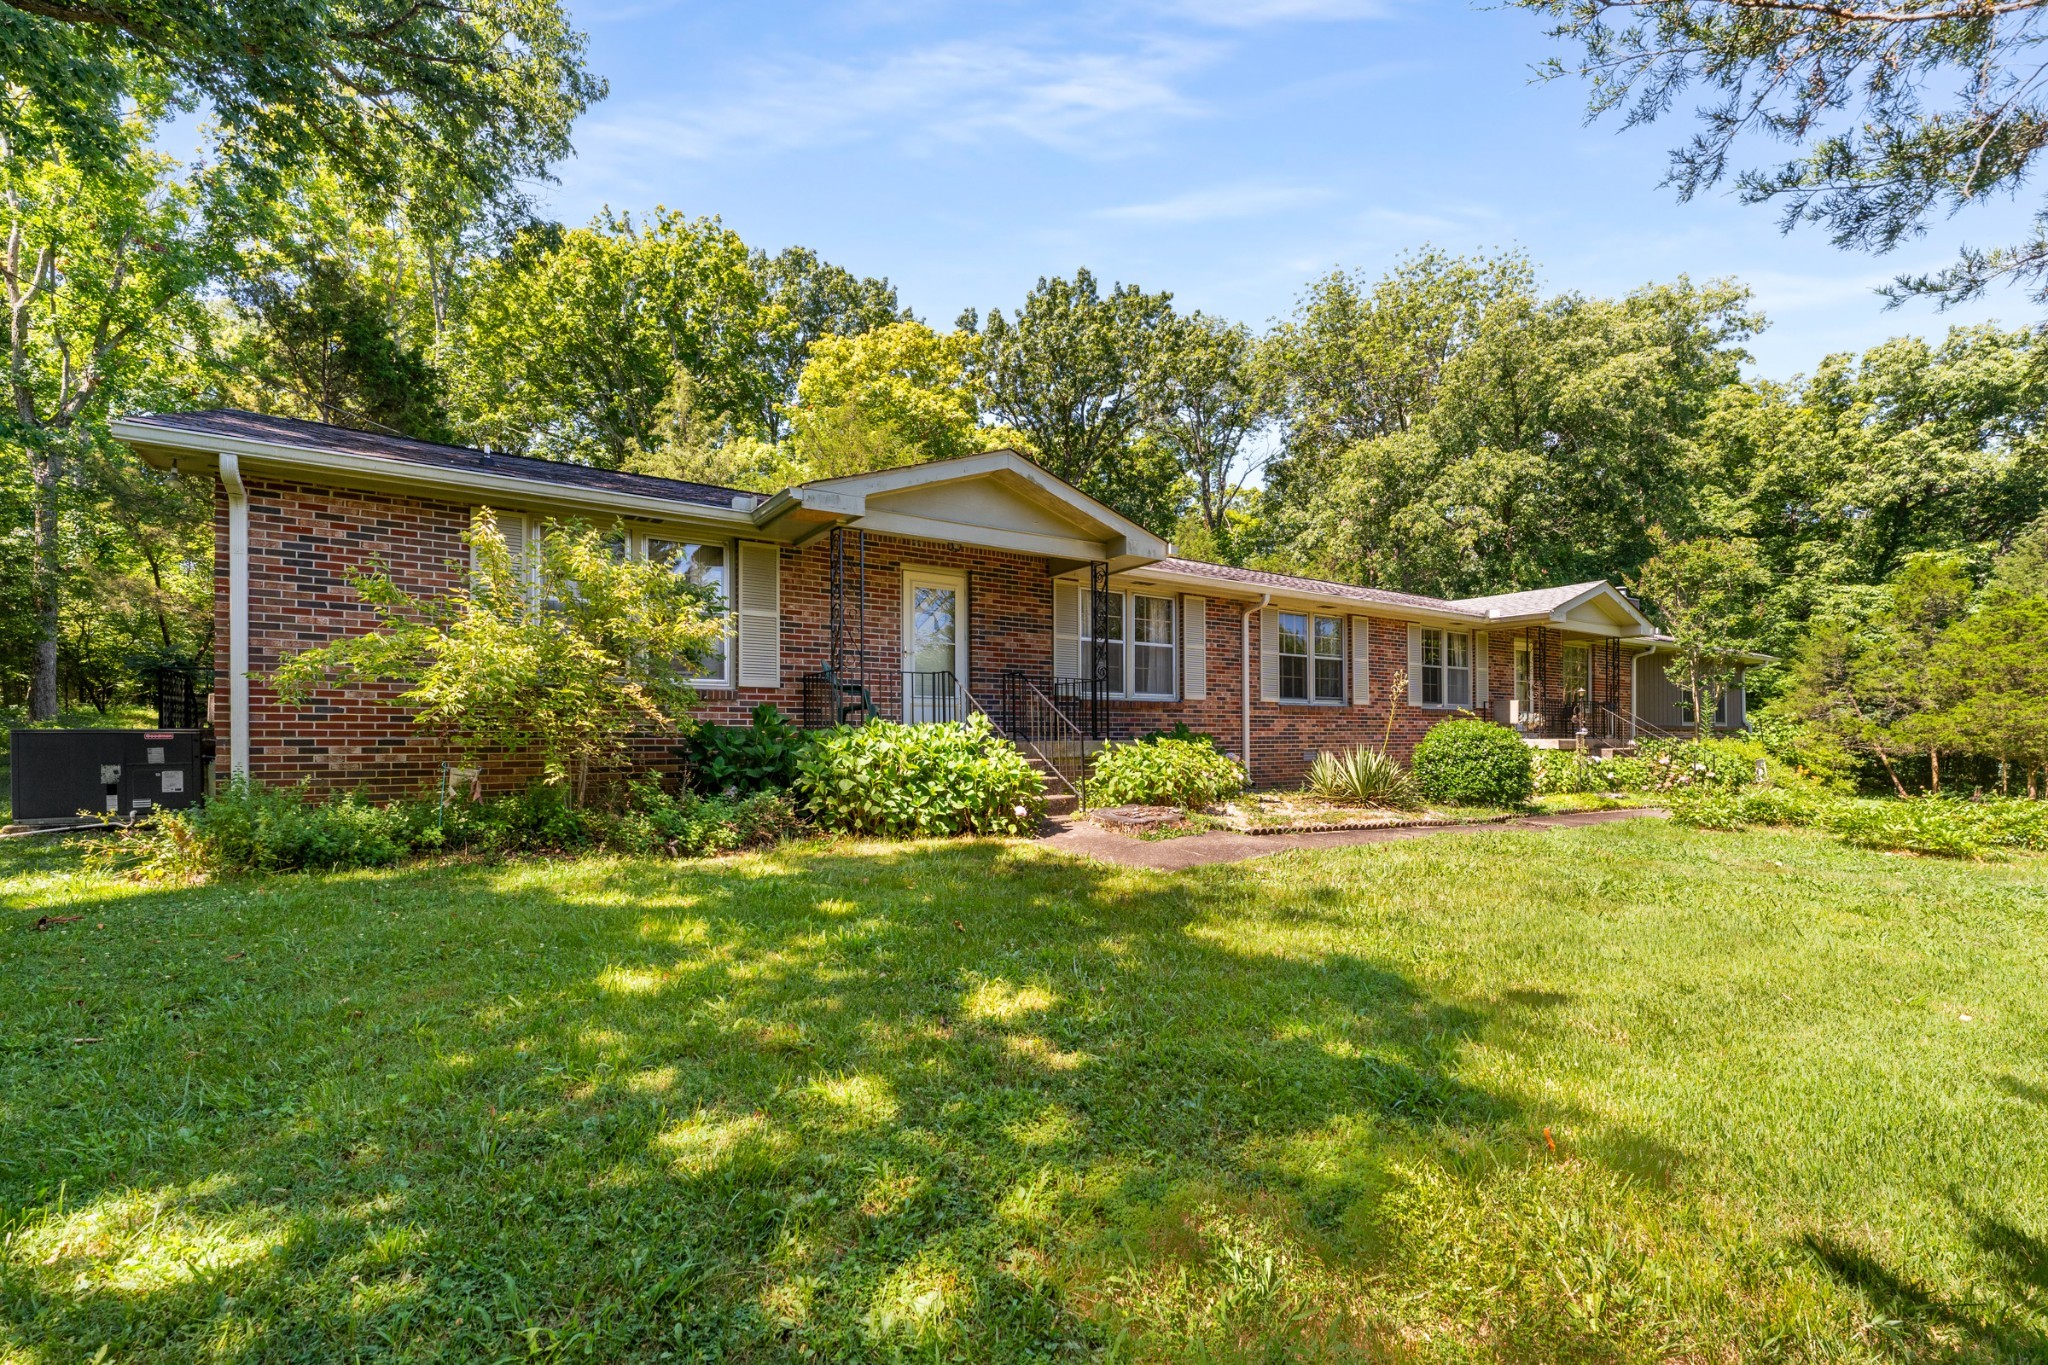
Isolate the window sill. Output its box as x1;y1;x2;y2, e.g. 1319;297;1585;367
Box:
1274;698;1348;708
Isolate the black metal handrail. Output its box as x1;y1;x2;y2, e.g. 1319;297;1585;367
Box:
1000;670;1088;804
902;670;967;724
800;668;875;730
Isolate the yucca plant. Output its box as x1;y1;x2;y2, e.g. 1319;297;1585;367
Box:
1307;747;1420;809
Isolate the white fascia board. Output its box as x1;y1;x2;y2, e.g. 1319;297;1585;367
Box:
111;420;760;532
806;449;1170;558
1544;582;1656;633
1627;638;1776;665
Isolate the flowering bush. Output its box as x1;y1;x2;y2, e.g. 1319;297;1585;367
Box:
1635;738;1757;792
1089;736;1246;809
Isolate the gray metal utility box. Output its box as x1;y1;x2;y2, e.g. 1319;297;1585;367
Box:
10;728;210;821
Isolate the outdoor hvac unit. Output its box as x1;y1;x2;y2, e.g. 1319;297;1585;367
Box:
9;728;211;822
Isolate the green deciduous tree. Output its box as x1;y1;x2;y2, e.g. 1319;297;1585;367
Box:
447;210;772;467
1274;270;1757;595
1148;312;1273;559
1;0;603;216
778;320;1024;481
965;269;1183;526
1708;326;2048;599
1633;530;1769;741
2;107;219;717
1266;248;1534;500
272;510;725;802
754;246;905;439
1516;0;2048;303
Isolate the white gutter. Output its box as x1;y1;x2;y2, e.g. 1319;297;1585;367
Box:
1242;593;1269;784
219;453;250;781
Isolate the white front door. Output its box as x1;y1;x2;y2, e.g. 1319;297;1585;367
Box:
902;569;968;723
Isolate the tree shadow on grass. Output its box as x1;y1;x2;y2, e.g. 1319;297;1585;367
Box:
1802;1228;2048;1361
0;838;1837;1361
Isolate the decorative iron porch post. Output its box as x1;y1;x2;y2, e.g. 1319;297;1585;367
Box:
1089;560;1110;741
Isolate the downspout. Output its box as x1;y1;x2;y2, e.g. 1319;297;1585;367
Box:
1242;593;1269;785
219;453;250;781
1629;647;1643;742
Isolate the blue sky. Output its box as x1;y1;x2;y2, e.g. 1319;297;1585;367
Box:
549;0;2039;379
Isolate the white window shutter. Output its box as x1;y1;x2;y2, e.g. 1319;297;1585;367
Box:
1474;630;1490;713
1181;595;1207;700
471;510;528;579
1259;609;1280;703
1407;623;1423;706
735;542;781;688
1350;616;1371;706
1053;580;1081;679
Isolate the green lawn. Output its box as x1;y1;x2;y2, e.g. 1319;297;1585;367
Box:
2;823;2045;1363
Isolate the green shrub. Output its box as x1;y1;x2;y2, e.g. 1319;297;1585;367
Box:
612;780;801;856
1411;721;1534;806
683;703;807;794
1089;736;1247;809
1666;785;1823;833
1636;738;1758;792
1306;747;1419;809
1533;749;1619;796
92;779;411;878
794;715;1045;837
1667;787;2048;858
1139;721;1221;748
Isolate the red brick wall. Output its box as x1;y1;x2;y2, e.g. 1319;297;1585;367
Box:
217;475;1627;797
219;480;1065;798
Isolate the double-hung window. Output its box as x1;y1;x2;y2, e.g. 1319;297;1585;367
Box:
646;537;729;686
1420;628;1472;708
1278;612;1346;702
1079;589;1177;698
1131;594;1175;697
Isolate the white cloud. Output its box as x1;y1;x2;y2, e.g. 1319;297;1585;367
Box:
1149;0;1396;25
1096;182;1336;224
571;36;1217;186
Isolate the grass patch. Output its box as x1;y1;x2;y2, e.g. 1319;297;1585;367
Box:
2;824;2046;1361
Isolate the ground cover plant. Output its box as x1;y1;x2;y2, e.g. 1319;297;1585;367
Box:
89;778;804;880
3;821;2045;1362
1671;787;2048;859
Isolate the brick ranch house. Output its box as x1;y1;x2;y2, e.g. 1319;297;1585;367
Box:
113;410;1746;799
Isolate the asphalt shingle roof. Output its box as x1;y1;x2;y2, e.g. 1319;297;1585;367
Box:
121;409;754;510
1153;558;1484;616
1449;582;1611;617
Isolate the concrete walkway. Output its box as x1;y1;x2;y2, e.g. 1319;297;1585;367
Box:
1036;806;1665;871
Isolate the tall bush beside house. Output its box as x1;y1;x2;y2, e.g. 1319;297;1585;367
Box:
271;510;726;803
1090;736;1247;809
684;703;807;793
795;716;1045;837
1411;720;1534;806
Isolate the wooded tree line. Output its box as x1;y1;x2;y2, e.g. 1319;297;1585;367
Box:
4;0;2046;796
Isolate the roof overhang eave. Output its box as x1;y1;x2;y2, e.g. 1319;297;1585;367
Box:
110;418;761;529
